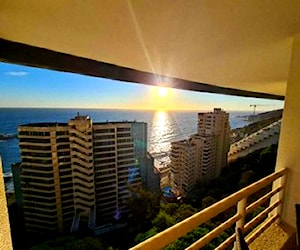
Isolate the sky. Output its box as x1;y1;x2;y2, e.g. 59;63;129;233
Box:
0;62;284;112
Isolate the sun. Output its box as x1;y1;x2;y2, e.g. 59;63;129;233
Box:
157;87;169;98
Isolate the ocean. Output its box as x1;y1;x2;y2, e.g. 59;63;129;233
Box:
0;108;252;176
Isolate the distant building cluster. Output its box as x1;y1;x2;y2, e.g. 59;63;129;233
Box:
170;108;230;195
13;115;160;234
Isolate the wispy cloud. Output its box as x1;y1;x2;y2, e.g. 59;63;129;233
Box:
4;71;29;76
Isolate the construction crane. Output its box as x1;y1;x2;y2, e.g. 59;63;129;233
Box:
249;104;266;115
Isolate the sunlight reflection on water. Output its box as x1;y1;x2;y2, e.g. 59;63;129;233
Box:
148;111;201;174
149;111;173;155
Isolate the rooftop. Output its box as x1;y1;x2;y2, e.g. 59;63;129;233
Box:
18;120;146;127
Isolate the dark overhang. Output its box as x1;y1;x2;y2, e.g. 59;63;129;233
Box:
0;39;284;100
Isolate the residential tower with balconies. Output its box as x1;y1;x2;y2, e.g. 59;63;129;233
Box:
170;108;230;195
16;115;157;234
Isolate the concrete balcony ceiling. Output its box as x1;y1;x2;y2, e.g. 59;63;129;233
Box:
1;1;300;99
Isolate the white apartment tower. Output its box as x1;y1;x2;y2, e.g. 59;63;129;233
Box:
17;115;155;233
198;108;230;179
170;136;204;194
170;108;230;195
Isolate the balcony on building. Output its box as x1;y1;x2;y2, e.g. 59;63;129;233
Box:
1;1;300;249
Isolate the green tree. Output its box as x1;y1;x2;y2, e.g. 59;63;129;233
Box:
134;227;158;244
164;239;189;250
31;236;105;250
256;144;277;177
127;187;161;232
164;227;209;250
31;236;76;250
161;203;179;216
67;237;104;250
174;204;197;222
152;211;176;231
201;196;217;209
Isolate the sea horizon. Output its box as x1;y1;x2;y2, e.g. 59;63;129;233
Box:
0;107;256;182
0;107;279;112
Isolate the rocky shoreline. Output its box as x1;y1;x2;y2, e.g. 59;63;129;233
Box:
0;133;17;140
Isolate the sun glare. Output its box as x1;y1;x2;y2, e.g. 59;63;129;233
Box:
157;87;168;98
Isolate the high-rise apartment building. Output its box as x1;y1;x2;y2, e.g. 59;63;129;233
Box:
170;108;230;195
198;108;230;179
17;115;159;234
18;123;73;234
0;156;12;249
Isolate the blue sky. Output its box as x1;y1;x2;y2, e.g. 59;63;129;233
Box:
0;62;284;111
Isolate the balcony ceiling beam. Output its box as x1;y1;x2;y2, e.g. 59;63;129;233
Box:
0;38;284;100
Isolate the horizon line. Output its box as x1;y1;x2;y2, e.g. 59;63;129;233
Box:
0;106;282;113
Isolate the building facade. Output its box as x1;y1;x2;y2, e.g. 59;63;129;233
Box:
17;115;158;234
170;138;197;194
198;108;230;179
170;108;230;195
18;123;73;233
0;156;12;249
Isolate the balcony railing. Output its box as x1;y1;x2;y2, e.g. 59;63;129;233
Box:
131;168;287;250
